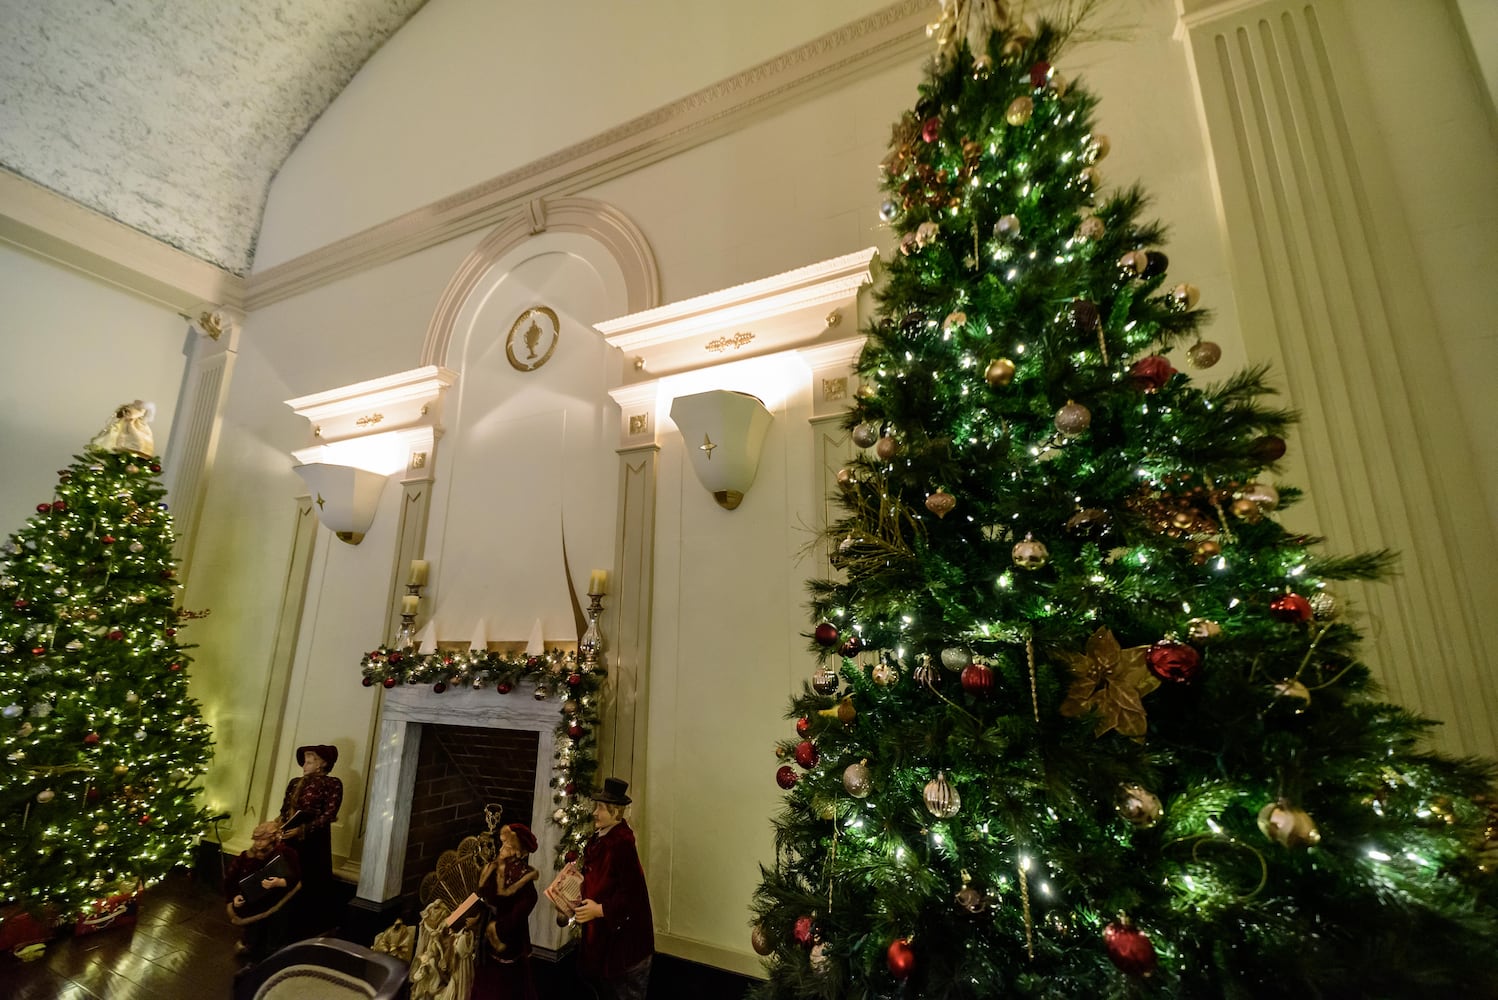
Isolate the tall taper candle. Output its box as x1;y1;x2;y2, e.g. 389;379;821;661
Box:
408;560;430;586
588;569;608;596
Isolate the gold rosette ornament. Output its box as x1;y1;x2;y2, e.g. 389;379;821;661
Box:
1057;627;1160;738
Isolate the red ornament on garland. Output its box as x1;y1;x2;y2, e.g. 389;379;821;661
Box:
794;740;820;769
165;628;176;637
566;673;582;687
960;661;994;696
151;464;161;473
13;599;28;610
838;635;863;657
1270;593;1314;623
795;717;811;737
36;502;50;514
497;681;513;694
30;646;46;656
382;677;398;689
568;723;585;739
1029;60;1051;88
107;629;125;641
921;116;940;142
813;622;840;648
793;915;815;947
101;535;116;545
1129;355;1175;392
168;662;182;672
886;938;916;979
1103;919;1158;976
361;676;374;687
84;732;100;745
433;682;447;694
776;765;799;790
1145;640;1202;683
138;814;152;826
51;501;65;512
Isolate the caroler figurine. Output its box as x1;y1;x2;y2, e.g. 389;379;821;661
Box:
472;822;540;1000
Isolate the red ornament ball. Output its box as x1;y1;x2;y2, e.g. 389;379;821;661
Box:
1104;920;1158;976
165;628;176;637
51;501;66;512
1146;640;1202;683
1029;60;1052;88
84;732;100;745
13;599;28;610
960;661;994;696
565;849;579;863
568;723;585;739
813;622;840;648
107;629;125;641
168;662;182;672
887;938;916;979
566;673;583;687
793;915;815;947
433;682;447;694
151;464;161;473
1270;593;1314;623
775;765;799;790
101;535;116;545
526;656;541;669
35;502;50;514
30;646;46;656
921;116;940;142
564;781;576;794
361;676;374;687
838;635;863;657
86;787;100;803
1129;355;1176;392
497;681;514;694
138;814;152;826
382;677;398;689
795;716;811;737
794;740;819;769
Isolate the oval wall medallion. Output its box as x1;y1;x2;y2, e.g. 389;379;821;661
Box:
505;306;561;372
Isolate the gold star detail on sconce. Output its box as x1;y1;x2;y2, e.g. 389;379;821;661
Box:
700;434;717;460
315;494;326;510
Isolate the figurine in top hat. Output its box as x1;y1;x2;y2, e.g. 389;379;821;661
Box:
278;743;343;933
575;777;654;1000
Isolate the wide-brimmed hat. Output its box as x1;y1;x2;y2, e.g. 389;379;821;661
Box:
297;744;338;773
592;777;631;805
504;822;538;855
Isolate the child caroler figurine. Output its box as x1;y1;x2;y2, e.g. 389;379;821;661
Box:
226;821;301;962
472;822;540;1000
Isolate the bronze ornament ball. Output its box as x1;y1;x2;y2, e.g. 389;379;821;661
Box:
925;491;957;518
870;661;897;686
843;760;873;798
1258;800;1320;847
1012;533;1050;570
811;664;839;696
1116;784;1164;828
955;884;987;914
1170;282;1201;309
1054;400;1091;435
1005;96;1033;126
1076;215;1106;241
875;435;901;461
1249;434;1287;463
1186;340;1222;369
985;358;1017;387
751;924;774;956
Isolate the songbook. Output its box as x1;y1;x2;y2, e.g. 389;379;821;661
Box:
279;810;306;832
544;862;583;916
444;892;483;929
236;854;294;907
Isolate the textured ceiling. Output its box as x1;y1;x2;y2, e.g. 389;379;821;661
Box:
0;0;428;277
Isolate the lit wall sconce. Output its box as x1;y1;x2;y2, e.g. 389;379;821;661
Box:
669;389;773;510
292;462;390;544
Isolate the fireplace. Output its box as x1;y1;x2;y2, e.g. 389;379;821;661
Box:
356;681;570;954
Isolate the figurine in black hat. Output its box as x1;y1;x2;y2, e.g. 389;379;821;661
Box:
575;777;654;1000
278;743;343;933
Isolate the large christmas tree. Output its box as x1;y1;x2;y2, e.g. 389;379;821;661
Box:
0;402;213;920
750;4;1498;996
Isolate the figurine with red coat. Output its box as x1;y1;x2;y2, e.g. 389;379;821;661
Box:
574;778;654;1000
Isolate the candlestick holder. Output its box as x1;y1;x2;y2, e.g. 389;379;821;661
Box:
392;583;424;650
579;593;605;671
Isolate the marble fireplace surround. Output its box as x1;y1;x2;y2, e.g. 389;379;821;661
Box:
356;681;570;954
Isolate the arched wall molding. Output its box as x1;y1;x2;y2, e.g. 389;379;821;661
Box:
419;196;660;369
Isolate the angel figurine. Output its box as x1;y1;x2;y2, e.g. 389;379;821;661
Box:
90;400;156;457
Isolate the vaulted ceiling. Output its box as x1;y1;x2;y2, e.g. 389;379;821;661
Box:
0;0;428;277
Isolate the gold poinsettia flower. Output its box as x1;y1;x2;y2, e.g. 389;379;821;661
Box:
1057;626;1161;738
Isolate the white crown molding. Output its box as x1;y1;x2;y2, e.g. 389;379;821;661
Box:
596;247;877;352
0;167;243;312
285;365;458;445
1175;0;1281;29
244;1;927;310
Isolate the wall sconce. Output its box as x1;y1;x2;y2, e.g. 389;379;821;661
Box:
669;390;773;510
293;462;390;544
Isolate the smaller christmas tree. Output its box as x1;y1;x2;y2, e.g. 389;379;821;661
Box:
0;401;213;920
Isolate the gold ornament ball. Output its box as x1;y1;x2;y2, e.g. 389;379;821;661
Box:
943;310;967;332
1193;539;1222;562
994;214;1021;239
940;648;969;671
955;885;987;914
870;661;898;686
1273;680;1311;711
1005;96;1034;126
1077;215;1105;241
985;358;1017;387
1170;283;1201;310
1231;497;1262;522
875;435;901;462
925;491;957;519
856;383;877;399
1079;166;1102;189
843;760;873;798
1187;618;1222;642
1186;340;1222;369
1241;482;1280;511
1054;400;1091;435
1257;800;1321;848
835;468;855;487
1116;784;1164;828
923;771;961;819
1310;590;1340;621
1012;533;1049;570
1118;250;1150;277
1088;134;1111;161
751;924;774;956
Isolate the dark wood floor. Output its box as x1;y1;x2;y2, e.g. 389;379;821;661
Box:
0;870;756;999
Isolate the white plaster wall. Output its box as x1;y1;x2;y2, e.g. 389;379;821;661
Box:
0;243;184;536
254;0;899;269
